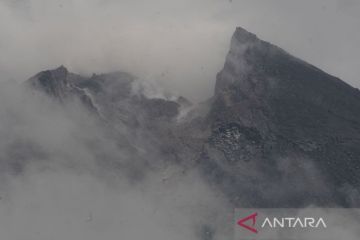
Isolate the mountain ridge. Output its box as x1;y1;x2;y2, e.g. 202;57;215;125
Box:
23;27;360;207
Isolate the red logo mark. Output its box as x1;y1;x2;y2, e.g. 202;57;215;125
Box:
237;212;258;234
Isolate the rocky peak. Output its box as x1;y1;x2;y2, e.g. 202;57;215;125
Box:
205;27;360;206
37;65;69;84
214;27;360;125
52;65;68;78
27;65;72;99
25;67;189;124
17;28;360;207
232;27;258;44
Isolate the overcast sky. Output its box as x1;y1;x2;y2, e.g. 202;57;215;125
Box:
0;0;359;101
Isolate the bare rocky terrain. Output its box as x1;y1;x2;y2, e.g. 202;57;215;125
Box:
24;27;360;208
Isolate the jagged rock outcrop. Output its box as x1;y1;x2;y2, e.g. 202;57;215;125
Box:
26;66;184;126
200;27;360;207
25;66;191;176
23;27;360;208
26;66;97;112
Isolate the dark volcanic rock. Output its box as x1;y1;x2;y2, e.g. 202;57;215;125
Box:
24;66;191;181
28;65;71;98
26;66;97;111
26;67;184;126
22;27;360;208
202;27;360;207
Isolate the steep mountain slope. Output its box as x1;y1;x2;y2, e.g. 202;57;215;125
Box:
201;27;360;207
24;27;360;208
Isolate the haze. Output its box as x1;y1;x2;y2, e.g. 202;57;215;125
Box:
1;0;359;101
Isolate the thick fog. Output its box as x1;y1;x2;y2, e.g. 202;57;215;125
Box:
0;1;360;239
0;0;360;101
0;79;355;239
0;81;232;240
